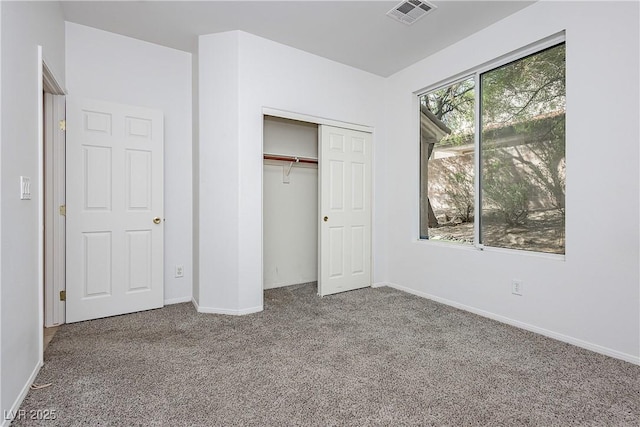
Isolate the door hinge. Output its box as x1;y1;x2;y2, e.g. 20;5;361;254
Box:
59;290;66;301
59;205;66;216
58;119;66;131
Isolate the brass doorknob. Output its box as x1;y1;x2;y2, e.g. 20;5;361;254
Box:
153;217;162;224
323;216;329;222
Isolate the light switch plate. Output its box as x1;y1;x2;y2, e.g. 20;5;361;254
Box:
20;176;31;200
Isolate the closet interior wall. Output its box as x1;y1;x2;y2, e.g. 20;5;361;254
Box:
263;116;319;290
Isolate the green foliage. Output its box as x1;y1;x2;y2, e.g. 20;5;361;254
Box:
423;78;475;122
482;44;566;125
443;165;474;222
482;151;531;225
420;77;475;147
422;43;566;232
509;116;566;213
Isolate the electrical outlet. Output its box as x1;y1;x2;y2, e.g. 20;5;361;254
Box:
511;279;523;296
20;176;31;200
175;264;184;278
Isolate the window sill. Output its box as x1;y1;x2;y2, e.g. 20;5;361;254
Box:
416;238;566;261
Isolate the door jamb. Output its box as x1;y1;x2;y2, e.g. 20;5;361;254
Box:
262;107;373;133
40;53;66;362
43;93;66;327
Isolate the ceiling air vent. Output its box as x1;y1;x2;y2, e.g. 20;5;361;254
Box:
387;0;436;25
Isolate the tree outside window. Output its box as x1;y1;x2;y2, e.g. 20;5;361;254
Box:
420;42;566;254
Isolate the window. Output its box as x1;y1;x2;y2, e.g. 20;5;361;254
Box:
420;41;566;255
419;77;476;243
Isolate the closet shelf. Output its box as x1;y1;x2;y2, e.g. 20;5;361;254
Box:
263;153;318;164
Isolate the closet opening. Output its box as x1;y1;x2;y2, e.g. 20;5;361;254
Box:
263;115;319;292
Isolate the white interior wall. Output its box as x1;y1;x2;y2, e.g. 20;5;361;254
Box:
383;1;639;362
65;23;193;305
196;31;240;312
263;116;318;289
0;0;4;414
198;31;386;313
192;52;200;304
0;1;65;418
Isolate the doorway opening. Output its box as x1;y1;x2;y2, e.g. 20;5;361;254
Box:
41;58;66;355
262;116;319;292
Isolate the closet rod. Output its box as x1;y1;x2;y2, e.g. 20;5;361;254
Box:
263;154;318;164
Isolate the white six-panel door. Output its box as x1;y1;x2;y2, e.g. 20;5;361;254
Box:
66;98;164;323
318;125;372;296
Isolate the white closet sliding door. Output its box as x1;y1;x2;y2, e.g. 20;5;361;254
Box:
318;125;372;296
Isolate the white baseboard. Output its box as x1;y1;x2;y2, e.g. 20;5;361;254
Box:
1;361;43;427
191;298;262;316
164;296;192;305
371;282;393;289
380;282;640;366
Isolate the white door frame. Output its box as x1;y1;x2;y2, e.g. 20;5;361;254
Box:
262;108;373;134
43;92;66;327
261;107;374;294
40;52;66;356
